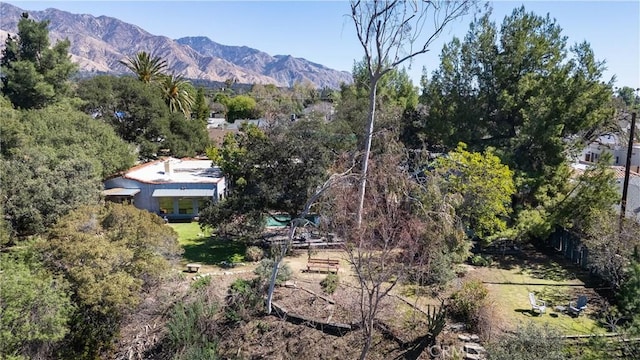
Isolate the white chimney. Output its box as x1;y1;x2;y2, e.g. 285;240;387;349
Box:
164;160;173;176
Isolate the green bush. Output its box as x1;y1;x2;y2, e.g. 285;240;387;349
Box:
175;343;218;360
190;275;211;291
0;252;73;360
256;320;271;334
320;273;339;294
225;278;263;323
245;246;264;262
408;252;456;287
253;258;292;285
471;254;493;267
221;253;245;268
228;253;244;264
167;299;218;357
448;279;489;330
487;321;564;360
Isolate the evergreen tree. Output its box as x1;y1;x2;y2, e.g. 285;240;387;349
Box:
193;86;210;122
0;13;77;109
419;7;615;237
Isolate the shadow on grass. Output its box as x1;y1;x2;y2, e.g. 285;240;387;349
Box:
484;244;595;284
181;236;247;265
515;308;544;317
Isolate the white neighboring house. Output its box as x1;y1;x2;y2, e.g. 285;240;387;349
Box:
579;134;640;173
571;162;640;222
103;157;225;220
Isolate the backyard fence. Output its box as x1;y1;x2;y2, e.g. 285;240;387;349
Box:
547;227;590;269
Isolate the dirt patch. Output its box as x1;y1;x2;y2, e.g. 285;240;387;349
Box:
273;281;359;326
212;250;447;359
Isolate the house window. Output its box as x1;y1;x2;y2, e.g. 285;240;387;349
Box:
159;198;173;214
178;198;194;215
585;153;591;162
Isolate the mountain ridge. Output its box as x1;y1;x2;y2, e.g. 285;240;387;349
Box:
0;2;352;88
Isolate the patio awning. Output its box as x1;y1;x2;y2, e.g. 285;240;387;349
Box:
102;188;140;196
151;189;215;198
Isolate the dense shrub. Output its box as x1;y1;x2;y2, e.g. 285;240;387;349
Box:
253;258;292;285
409;252;457;287
471;254;493;267
0;251;73;360
487;322;564;360
448;279;489;330
167;299;219;359
221;253;245;268
191;275;212;291
228;253;244;264
245;246;264;262
225;278;263;323
320;273;339;294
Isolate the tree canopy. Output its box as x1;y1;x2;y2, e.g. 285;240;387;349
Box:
349;0;474;227
76;75;209;161
434;143;515;241
0;103;134;237
418;6;615;237
1;13;77;109
222;94;259;122
119;51;167;84
0;248;73;360
42;203;182;359
200;119;350;236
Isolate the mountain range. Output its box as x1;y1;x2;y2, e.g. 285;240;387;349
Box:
0;2;353;88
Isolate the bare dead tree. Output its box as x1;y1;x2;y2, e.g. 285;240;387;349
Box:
350;0;475;227
583;213;640;290
325;146;429;359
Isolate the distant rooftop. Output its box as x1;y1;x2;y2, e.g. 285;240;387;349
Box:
226;118;267;130
206;117;227;128
123;157;223;184
571;162;640;179
611;165;640;180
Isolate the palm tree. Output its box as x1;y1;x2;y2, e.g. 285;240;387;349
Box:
160;73;194;118
120;51;167;84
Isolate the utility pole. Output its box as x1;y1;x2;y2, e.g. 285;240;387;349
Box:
620;111;637;224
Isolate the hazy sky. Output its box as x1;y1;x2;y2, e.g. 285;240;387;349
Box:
7;1;640;89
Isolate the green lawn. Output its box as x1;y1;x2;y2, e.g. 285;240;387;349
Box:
472;254;606;335
170;222;246;266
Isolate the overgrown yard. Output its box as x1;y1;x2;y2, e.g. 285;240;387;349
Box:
167;223;611;356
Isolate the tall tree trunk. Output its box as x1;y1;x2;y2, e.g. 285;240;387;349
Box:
265;224;295;314
356;79;378;229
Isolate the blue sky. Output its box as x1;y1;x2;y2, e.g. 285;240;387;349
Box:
7;1;640;89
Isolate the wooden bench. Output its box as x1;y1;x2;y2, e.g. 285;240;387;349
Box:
306;258;339;273
186;263;202;273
